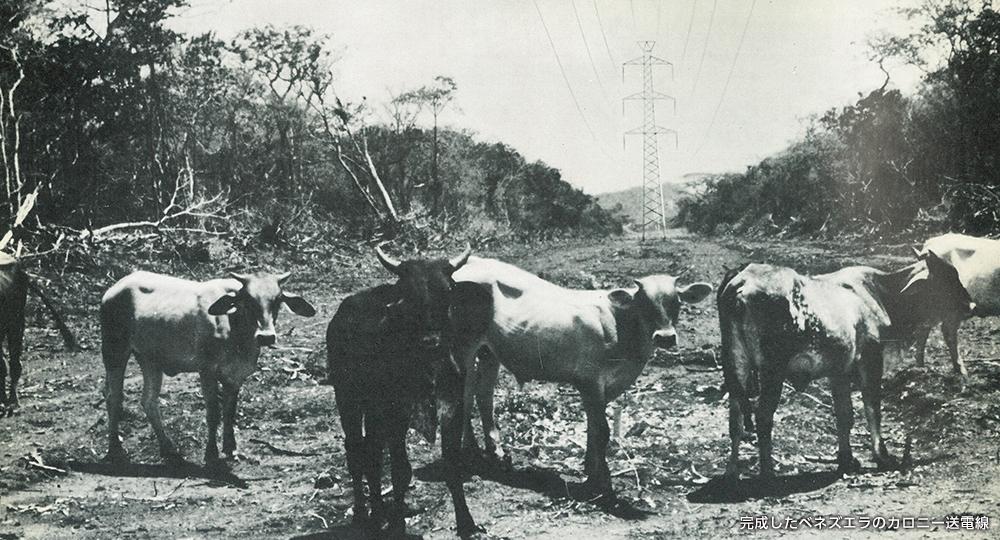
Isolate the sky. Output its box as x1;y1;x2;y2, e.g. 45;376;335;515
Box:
169;0;926;195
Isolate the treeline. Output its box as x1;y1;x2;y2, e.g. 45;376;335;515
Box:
0;0;621;254
678;1;1000;237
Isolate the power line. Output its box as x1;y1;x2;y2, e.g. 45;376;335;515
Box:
695;0;757;156
680;0;698;64
531;0;600;143
630;0;637;33
571;0;613;106
656;1;664;40
592;0;617;68
690;0;717;94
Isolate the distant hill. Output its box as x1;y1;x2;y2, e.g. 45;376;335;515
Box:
596;181;690;225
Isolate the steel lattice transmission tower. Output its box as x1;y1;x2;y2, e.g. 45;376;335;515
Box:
623;41;676;242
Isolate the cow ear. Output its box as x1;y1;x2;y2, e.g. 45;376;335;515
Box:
923;249;949;274
208;292;239;316
678;282;713;304
608;289;634;307
281;292;316;317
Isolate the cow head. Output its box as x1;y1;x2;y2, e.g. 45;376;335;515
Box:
375;244;472;349
609;275;713;350
901;249;976;318
208;272;317;346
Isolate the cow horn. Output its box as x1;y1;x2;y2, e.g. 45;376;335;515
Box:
911;247;925;260
276;271;292;285
375;244;402;275
448;243;472;270
229;272;252;286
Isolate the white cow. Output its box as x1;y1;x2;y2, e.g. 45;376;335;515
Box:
101;271;315;466
453;257;712;495
915;233;1000;380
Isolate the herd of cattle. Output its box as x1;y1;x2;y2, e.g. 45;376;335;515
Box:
0;233;997;538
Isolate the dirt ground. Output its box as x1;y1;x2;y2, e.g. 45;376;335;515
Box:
1;230;998;539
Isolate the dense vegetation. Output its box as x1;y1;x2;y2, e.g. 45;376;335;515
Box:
0;0;621;257
678;1;1000;238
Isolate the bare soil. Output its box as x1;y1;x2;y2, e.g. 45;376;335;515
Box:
1;231;998;539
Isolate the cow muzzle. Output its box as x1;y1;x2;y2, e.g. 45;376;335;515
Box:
652;330;677;349
256;332;276;347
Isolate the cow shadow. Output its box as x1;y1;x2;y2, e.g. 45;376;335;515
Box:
62;459;248;489
686;471;841;504
415;459;654;521
290;525;422;539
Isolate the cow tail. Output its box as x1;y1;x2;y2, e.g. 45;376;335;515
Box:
24;272;79;351
717;265;754;415
99;286;134;373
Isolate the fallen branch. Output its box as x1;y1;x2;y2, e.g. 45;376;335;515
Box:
307;512;328;529
248;438;319;457
784;382;832;410
21;455;68;476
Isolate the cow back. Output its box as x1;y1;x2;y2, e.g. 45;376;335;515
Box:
924;234;1000;315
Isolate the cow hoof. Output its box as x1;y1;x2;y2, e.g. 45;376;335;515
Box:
836;457;861;475
161;452;185;467
875;454;899;472
580;479;614;502
386;517;407;537
458;524;489;540
483;452;513;473
205;456;231;471
350;507;369;526
103;449;129;464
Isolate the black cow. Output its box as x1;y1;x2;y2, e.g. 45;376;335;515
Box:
718;251;974;479
326;245;492;539
0;253;77;413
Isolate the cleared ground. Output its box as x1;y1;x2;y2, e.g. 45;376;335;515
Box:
1;231;998;538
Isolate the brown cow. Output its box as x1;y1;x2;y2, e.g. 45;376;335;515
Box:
718;251;974;480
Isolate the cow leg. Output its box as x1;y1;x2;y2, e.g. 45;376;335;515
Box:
860;347;894;470
362;412;388;535
387;408;413;535
0;343;7;406
102;352;129;463
831;375;860;474
475;349;506;467
336;395;368;525
755;372;783;479
725;390;745;480
912;325;931;367
220;381;240;458
139;362;180;463
581;392;612;496
5;311;23;410
438;364;484;539
459;348;482;460
201;373;222;467
942;318;968;383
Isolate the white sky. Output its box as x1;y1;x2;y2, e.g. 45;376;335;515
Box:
170;0;925;195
